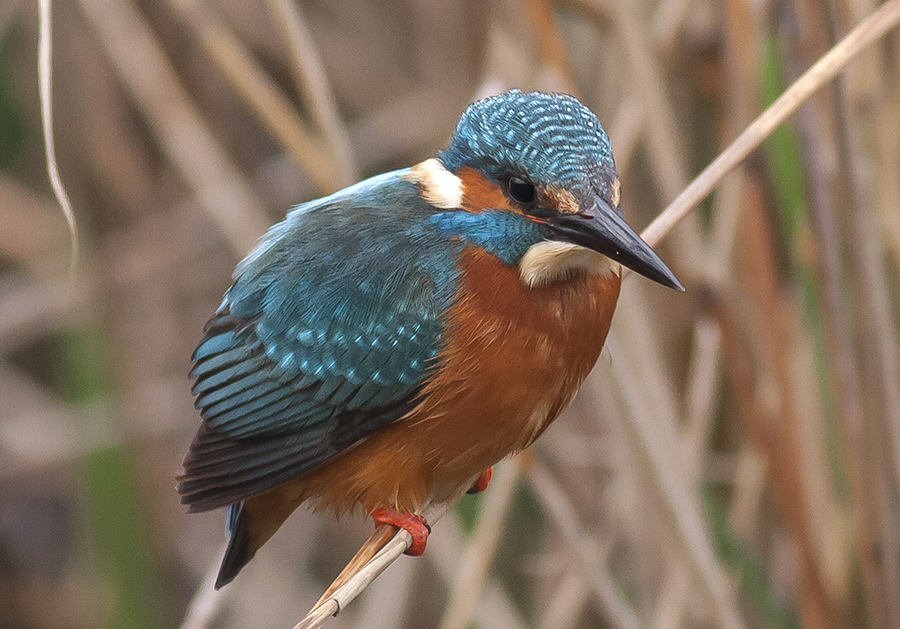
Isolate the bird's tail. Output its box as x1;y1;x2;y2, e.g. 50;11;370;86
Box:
215;503;254;588
218;499;401;597
215;495;298;589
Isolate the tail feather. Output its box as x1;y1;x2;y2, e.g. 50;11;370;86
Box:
214;494;297;588
215;503;253;589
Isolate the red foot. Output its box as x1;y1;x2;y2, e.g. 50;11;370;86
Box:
467;467;493;494
371;508;430;556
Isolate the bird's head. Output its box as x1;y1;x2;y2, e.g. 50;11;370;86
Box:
407;90;682;291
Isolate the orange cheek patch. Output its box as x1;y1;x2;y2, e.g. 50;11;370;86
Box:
457;167;516;214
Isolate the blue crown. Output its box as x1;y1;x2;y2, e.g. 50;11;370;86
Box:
439;90;616;202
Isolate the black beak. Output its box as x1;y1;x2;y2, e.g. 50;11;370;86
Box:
549;196;684;291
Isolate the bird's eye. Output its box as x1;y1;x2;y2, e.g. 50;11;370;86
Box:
507;177;536;205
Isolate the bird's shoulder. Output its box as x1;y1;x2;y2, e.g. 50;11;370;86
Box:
206;169;468;421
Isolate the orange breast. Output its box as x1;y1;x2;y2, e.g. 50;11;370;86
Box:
269;247;621;516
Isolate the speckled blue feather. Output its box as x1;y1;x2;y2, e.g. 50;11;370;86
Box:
226;172;462;401
440;89;616;204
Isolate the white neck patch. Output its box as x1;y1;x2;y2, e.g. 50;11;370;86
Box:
518;241;620;288
402;158;463;209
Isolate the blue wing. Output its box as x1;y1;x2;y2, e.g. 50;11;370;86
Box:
178;172;462;512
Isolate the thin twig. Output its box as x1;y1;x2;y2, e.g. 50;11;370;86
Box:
347;546;416;629
37;0;78;283
293;502;453;629
639;0;900;248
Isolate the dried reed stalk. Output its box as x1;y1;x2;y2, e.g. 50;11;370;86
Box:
526;457;642;629
37;0;78;282
640;0;900;249
293;502;453;629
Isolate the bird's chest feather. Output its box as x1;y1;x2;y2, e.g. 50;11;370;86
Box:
412;247;621;471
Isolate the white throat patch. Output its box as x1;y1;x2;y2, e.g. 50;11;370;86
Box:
402;158;463;209
518;241;620;288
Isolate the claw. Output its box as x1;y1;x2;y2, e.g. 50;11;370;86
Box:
370;508;430;556
467;466;493;494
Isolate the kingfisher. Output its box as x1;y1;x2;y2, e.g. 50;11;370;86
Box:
178;90;682;589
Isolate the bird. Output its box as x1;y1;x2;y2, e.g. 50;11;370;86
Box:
178;89;683;589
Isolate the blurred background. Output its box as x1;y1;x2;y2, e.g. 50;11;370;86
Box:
2;0;899;627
